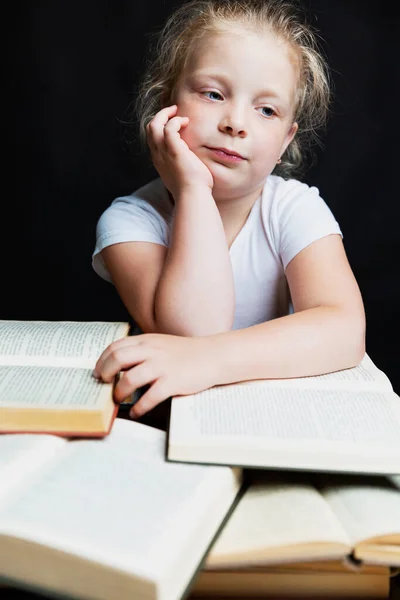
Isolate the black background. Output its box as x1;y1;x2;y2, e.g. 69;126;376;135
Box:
11;0;399;392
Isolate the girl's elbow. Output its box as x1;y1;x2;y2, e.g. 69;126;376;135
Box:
345;310;366;366
353;333;366;365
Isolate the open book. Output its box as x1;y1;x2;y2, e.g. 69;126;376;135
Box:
0;320;130;437
202;472;400;571
0;418;242;600
167;353;400;475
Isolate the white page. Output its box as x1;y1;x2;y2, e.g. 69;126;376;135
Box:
0;321;128;368
0;419;238;582
171;387;400;444
0;365;110;409
322;481;400;545
207;482;351;567
0;434;66;502
169;388;400;472
354;544;400;567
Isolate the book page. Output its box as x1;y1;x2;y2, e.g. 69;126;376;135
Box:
0;320;129;368
0;418;240;599
354;544;400;568
0;434;66;503
170;387;400;446
205;478;351;568
0;365;111;410
321;477;400;546
168;387;400;473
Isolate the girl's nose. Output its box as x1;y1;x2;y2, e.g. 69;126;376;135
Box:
218;115;247;138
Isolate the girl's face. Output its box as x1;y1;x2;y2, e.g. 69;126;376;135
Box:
174;27;299;201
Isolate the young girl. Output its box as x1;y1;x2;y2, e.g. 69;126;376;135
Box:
92;0;366;420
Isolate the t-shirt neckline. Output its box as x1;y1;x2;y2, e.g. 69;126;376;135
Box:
228;194;261;254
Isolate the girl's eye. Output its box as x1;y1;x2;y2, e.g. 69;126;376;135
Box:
260;107;276;117
204;91;223;101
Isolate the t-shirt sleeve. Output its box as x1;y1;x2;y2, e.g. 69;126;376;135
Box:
271;178;343;271
92;193;169;283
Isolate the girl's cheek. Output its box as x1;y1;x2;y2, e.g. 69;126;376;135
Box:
179;123;195;146
177;104;208;146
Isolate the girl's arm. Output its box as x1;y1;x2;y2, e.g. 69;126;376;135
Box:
154;186;235;336
146;105;235;336
100;106;235;337
208;233;366;382
94;232;366;420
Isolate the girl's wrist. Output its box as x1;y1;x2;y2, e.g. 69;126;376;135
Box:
175;184;214;203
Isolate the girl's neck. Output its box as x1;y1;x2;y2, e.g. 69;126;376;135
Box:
213;184;263;229
167;182;263;243
210;184;264;250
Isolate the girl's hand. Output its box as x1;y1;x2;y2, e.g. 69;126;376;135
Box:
147;105;213;198
93;333;220;419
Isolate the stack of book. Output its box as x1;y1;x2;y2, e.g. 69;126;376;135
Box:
0;319;399;600
189;471;400;599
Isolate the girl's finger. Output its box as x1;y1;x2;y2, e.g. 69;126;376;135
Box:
163;116;190;154
93;336;142;376
147;105;178;150
93;341;145;382
114;361;158;403
129;376;169;419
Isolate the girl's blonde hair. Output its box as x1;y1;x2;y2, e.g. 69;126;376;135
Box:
134;0;331;179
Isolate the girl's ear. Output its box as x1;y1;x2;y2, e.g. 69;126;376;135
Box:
281;122;298;155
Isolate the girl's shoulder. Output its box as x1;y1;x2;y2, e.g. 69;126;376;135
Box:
260;175;342;270
263;174;320;206
107;178;174;225
261;174;329;223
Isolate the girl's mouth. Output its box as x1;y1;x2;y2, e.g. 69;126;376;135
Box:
206;147;246;163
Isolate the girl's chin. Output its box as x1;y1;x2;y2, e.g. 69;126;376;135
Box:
211;178;246;201
209;166;244;188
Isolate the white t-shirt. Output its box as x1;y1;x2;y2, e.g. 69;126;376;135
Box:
92;175;342;330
